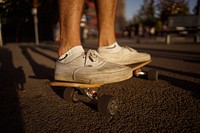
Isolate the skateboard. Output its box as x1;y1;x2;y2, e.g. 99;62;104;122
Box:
49;60;158;115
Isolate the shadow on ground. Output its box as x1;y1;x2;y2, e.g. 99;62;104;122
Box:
20;46;54;81
159;74;200;100
0;48;25;133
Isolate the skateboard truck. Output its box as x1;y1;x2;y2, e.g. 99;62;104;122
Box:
134;69;158;81
130;60;158;81
84;88;98;100
50;82;119;115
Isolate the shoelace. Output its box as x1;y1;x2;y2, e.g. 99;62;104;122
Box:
85;50;105;66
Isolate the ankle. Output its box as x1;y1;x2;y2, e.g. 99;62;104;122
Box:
98;34;116;47
98;42;121;53
58;47;72;56
58;45;84;63
58;41;81;56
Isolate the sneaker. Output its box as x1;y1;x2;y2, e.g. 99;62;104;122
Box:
54;46;132;84
98;42;151;65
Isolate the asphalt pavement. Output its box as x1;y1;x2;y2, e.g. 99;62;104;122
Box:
0;38;200;132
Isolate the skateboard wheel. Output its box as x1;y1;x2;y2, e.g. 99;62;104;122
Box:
63;88;79;102
148;69;158;81
97;95;118;115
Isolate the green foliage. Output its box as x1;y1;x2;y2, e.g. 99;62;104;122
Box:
155;20;163;31
1;0;33;42
156;0;189;22
193;0;200;15
132;0;190;28
1;0;59;42
1;0;32;25
136;0;156;27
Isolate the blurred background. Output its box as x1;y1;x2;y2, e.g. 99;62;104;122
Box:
0;0;199;44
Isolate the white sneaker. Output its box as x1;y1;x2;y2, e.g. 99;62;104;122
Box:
54;46;132;84
98;42;151;65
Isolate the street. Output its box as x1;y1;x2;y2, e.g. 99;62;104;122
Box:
0;39;200;132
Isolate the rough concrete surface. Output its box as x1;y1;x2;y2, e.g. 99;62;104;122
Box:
0;39;200;132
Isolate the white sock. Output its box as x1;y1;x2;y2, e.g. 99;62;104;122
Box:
58;45;84;63
98;42;122;53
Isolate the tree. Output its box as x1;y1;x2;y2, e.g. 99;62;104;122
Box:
156;0;189;23
193;0;200;15
1;0;33;42
137;0;156;27
1;0;59;42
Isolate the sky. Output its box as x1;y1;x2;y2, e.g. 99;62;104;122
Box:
125;0;198;20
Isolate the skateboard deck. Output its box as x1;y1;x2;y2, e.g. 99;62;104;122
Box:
128;60;151;71
50;81;102;88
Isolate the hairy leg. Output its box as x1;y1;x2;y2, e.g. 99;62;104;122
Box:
59;0;84;56
95;0;117;47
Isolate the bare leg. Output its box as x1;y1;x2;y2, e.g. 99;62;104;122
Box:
55;0;133;85
95;0;117;47
96;0;151;65
59;0;84;56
